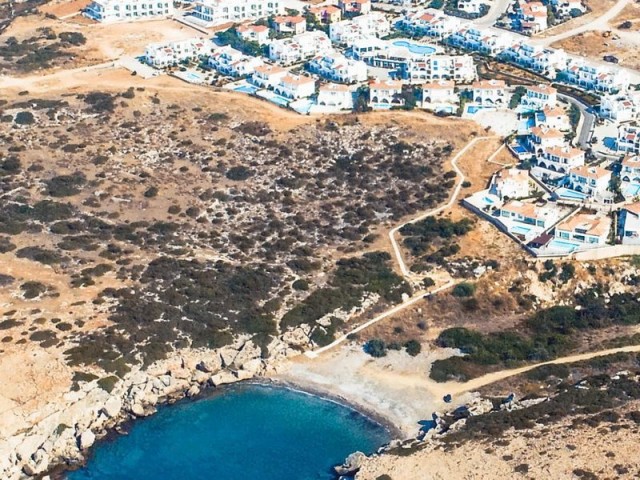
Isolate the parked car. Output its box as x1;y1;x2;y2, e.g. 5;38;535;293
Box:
603;55;619;64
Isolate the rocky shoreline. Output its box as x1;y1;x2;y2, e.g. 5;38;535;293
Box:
0;327;314;480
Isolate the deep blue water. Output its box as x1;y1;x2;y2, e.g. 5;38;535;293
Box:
66;384;390;480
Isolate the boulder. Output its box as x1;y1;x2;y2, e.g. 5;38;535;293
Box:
159;375;172;388
334;451;366;476
210;371;236;387
103;397;122;419
186;385;200;398
241;358;263;375
191;370;210;385
130;403;145;417
196;356;222;374
78;430;95;450
219;347;238;369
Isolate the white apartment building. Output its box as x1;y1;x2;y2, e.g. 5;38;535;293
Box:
600;92;640;122
406;54;475;84
447;27;513;56
421;80;458;107
144;38;213;68
400;8;461;38
369;78;404;107
521;84;557;110
208;46;264;77
617;124;640;154
317;83;355;109
470;79;508;105
250;64;288;88
567;165;612;197
237;24;270;45
499;43;567;77
192;0;283;26
274;74;316;99
269;31;332;65
84;0;173;22
457;0;486;15
329;12;390;45
560;59;630;93
307;52;368;83
538;145;585;173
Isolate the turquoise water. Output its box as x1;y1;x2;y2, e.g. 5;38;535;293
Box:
547;238;580;253
66;384;390;480
511;224;532;235
555;187;588;201
392;40;436;55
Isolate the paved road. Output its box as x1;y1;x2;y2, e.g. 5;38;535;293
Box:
472;0;512;28
558;93;595;150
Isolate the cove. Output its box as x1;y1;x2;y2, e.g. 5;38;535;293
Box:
66;383;391;480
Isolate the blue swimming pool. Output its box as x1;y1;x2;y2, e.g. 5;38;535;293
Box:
392;40;436;55
511;144;528;155
234;84;259;94
555;187;588;201
511;224;532;235
466;105;495;115
483;196;496;205
624;183;640;197
547;238;580;253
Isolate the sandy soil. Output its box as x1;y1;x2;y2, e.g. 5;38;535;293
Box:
40;0;92;18
609;1;640;26
357;401;640;480
275;344;471;437
551;30;640;71
535;0;619;38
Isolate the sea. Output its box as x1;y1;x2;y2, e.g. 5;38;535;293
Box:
66;383;390;480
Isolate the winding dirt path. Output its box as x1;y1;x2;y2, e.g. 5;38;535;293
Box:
424;343;640;398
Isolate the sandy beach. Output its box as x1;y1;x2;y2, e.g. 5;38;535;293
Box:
273;343;476;438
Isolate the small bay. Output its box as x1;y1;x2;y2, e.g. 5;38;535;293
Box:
67;383;390;480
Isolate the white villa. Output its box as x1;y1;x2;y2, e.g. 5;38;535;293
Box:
369;78;404;107
538;145;585;173
317;83;355;109
400;8;461;38
567;165;612;197
274;15;306;35
307;52;368;83
329;13;390;45
191;0;283;26
620;155;640;183
555;213;610;245
522;84;557;110
514;1;548;34
617;124;640;155
500;200;559;229
560;59;630;94
84;0;173;22
469;79;507;105
144;38;212;68
490;168;531;200
421;80;458;107
208;46;264;77
237;24;270;44
447;27;513;56
600;92;640;122
457;0;487;15
618;203;640;245
338;0;372;16
539;106;571;131
274;74;316;99
250;64;288;88
527;126;565;154
552;0;586;18
269;31;332;65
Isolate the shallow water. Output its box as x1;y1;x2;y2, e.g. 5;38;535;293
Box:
67;383;390;480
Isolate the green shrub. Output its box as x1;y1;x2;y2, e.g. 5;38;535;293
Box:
452;282;475;297
404;339;421;356
365;338;387;357
97;375;119;393
14;111;35;125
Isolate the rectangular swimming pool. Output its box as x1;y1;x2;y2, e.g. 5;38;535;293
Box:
555;187;588;201
234;84;259;94
511;225;532;235
547;239;580;253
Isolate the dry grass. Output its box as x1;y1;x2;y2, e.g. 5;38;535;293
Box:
39;0;92;18
535;0;618;38
551;30;640;71
609;2;640;26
